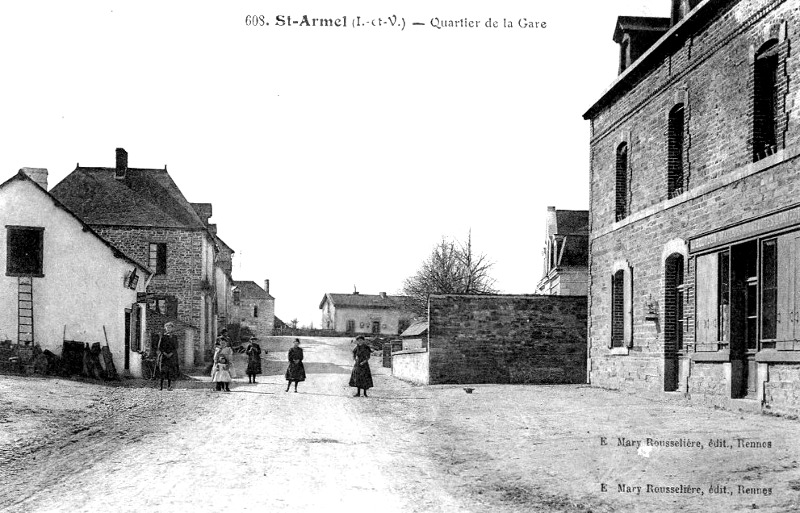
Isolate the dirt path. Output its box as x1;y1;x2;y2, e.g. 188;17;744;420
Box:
2;336;800;512
1;337;466;513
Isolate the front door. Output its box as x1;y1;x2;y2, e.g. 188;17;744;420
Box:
371;321;380;335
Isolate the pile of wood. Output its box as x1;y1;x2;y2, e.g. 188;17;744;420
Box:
59;341;118;380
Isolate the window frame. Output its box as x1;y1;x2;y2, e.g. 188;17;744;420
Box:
149;242;167;275
6;226;45;277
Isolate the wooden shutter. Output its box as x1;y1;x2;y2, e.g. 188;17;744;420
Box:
129;304;141;352
695;253;719;347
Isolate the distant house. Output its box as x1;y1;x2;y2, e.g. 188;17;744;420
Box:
232;280;275;338
536;207;589;296
0;169;151;376
50;148;229;364
319;292;415;336
273;315;289;335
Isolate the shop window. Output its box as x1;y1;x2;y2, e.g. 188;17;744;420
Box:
667;104;685;199
6;227;44;276
761;239;777;341
615;143;629;221
753;39;779;161
149;243;167;275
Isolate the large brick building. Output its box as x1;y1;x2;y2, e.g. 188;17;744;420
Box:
51;148;229;364
584;0;800;414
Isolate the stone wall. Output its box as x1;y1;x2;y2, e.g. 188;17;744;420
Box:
427;294;587;385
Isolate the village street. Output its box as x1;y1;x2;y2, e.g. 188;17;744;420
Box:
1;336;800;513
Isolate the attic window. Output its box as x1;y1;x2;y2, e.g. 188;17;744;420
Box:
6;226;44;277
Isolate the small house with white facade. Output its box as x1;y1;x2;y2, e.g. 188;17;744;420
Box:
0;170;151;376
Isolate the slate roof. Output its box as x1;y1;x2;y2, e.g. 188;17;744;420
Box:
0;171;152;275
400;321;428;338
50;166;208;230
612;16;671;43
233;281;274;300
554;210;589;235
319;293;411;310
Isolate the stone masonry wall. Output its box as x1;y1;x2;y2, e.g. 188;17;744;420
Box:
428;295;587;385
93;226;207;352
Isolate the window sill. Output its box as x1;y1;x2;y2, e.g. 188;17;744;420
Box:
6;272;45;278
690;350;730;362
755;350;800;363
609;347;629;355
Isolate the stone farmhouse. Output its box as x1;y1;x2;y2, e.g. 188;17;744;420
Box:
536;206;589;296
319;292;415;336
584;0;800;414
0;169;151;376
231;280;275;339
50;148;230;365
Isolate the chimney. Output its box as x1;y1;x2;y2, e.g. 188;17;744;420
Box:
379;292;387;299
20;168;48;190
191;203;213;225
264;279;270;295
208;223;217;236
115;148;128;179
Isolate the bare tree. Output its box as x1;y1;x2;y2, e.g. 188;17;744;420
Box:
402;231;497;314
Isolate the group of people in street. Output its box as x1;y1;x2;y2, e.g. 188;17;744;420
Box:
156;324;375;396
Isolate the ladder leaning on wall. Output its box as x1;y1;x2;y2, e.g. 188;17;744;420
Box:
18;276;34;345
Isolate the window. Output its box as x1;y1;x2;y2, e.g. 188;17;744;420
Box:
253;306;259;318
665;254;685;351
6;227;44;276
667;104;685;199
761;239;777;341
753;39;779;161
611;270;625;347
149;243;167;275
346;320;355;334
615;143;628;221
233;289;240;305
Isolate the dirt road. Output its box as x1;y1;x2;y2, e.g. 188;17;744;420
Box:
2;336;800;512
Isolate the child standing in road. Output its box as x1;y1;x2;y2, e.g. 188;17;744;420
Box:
211;355;232;392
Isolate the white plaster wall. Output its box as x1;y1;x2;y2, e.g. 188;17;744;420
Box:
392;350;429;385
334;307;414;335
0;179;149;376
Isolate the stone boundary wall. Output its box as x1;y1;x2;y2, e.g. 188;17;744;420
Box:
427;294;587;385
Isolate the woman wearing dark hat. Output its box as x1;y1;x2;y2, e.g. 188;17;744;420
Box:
245;337;264;384
349;336;373;397
285;338;305;392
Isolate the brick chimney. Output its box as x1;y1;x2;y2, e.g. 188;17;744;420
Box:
115;148;128;179
20;168;48;190
264;279;270;295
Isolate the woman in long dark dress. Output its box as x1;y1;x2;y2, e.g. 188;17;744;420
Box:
245;337;264;384
158;322;180;391
285;339;306;392
349;336;373;397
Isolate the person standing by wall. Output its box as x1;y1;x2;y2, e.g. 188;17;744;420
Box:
349;336;373;397
245;337;264;384
158;322;179;391
285;338;305;392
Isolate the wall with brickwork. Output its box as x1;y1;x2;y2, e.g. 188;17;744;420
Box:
427;294;587;385
587;0;800;412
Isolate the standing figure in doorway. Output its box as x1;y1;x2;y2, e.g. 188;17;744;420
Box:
158;322;180;391
285;338;305;392
349;336;373;397
245;337;264;384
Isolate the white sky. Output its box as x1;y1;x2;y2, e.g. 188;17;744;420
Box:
0;1;667;327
